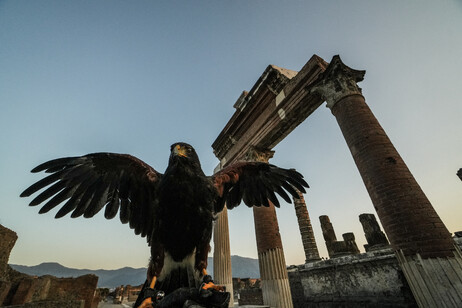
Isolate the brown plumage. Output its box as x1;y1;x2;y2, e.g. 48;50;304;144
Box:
21;142;308;296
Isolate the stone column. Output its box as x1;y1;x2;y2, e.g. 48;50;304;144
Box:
359;213;389;251
308;55;462;307
213;206;234;307
247;147;294;308
319;215;337;258
293;190;321;263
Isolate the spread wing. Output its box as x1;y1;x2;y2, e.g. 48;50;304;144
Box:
211;161;309;212
20;153;162;241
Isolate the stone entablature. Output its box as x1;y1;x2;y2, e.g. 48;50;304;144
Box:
212;55;327;166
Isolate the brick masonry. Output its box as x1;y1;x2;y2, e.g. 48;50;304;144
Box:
331;94;454;258
293;190;321;262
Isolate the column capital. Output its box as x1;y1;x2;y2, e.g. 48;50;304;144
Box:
306;55;365;109
245;146;274;163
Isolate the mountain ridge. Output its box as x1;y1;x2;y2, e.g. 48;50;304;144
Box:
9;255;260;288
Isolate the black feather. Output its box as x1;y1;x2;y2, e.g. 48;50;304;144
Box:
39;186;76;214
29;181;67;206
20;169;68;197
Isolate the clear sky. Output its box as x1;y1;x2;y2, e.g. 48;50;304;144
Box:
1;1;461;271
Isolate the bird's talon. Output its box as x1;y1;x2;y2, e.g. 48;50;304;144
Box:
201;282;225;292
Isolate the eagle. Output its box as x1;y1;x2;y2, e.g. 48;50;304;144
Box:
20;142;308;307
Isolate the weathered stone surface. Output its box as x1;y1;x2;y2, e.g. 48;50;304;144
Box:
319;216;359;258
0;280;12;306
0;224;98;308
11;277;39;304
288;249;417;307
359;213;389;251
342;232;360;255
238;288;264;306
293;190;320;262
45;274;98;308
0;225;18;280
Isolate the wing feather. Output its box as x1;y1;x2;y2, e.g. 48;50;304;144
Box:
21;152;162;241
211;161;309;212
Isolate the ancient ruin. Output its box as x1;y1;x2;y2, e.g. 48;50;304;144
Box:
212;54;462;307
0;224;99;308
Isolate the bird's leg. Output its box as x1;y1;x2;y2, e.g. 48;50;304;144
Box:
138;277;157;308
200;268;225;292
194;243;224;292
137;244;165;307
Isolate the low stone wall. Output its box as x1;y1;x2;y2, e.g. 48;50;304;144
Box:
288;248;417;308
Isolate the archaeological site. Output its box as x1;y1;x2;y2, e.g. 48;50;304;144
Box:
211;55;462;307
2;55;461;308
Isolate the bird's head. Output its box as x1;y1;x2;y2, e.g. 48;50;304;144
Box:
169;142;201;168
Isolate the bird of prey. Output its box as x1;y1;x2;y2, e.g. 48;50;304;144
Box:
21;142;308;307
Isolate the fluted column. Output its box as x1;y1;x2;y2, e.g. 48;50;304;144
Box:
308;55;462;307
213;206;234;307
293;190;321;262
247;147;293;308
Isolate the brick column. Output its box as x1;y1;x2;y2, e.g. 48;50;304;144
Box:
213;206;234;307
247;147;294;308
293;190;321;262
308;55;462;307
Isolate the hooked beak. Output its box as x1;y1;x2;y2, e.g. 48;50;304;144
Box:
174;144;188;157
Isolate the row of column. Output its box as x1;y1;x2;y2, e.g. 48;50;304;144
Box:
214;55;460;307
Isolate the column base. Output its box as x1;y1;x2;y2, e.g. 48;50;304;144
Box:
259;248;293;308
395;247;462;307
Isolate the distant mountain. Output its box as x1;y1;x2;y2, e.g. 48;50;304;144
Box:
10;255;260;288
10;262;147;288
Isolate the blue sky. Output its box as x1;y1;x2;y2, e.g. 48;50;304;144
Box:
1;1;461;270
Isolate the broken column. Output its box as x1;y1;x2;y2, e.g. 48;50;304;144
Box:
319;215;359;258
359;213;389;251
319;215;337;258
293;190;321;263
308;55;462;307
248;147;293;308
342;232;360;255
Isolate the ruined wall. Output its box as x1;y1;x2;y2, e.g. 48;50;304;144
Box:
0;224;98;308
288;248;417;308
0;225;17;280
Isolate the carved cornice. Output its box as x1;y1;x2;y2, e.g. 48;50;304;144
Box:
306;55;365;109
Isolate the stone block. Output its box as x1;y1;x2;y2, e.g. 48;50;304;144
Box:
238;288;264;306
0;280;12;305
46;274;98;308
0;224;18;279
11;277;39;304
